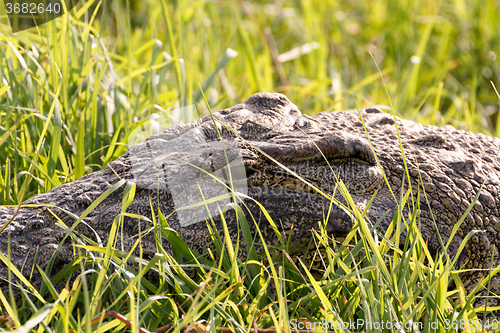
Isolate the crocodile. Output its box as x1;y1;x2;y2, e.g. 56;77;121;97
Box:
1;92;499;308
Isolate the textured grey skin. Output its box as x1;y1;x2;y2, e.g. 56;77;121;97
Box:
1;92;499;306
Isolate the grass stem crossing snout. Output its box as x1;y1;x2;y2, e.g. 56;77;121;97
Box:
1;92;500;314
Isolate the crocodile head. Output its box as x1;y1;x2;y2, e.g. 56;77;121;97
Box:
122;92;500;266
1;92;500;301
121;92;394;258
171;92;392;255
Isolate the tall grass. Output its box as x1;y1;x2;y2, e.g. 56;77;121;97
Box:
1;0;499;204
0;0;499;332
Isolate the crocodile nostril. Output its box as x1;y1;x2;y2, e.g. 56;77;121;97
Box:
243;92;300;116
243;92;292;108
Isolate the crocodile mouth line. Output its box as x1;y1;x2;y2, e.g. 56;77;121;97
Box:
246;185;357;237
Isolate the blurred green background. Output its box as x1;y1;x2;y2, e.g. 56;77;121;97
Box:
0;0;499;204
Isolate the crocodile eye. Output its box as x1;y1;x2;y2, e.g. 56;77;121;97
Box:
294;118;319;130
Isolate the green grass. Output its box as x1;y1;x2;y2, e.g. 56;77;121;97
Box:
0;0;500;332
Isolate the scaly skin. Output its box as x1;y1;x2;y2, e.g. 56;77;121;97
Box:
1;92;499;307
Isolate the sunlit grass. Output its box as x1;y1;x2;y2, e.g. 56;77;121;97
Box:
0;0;499;331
